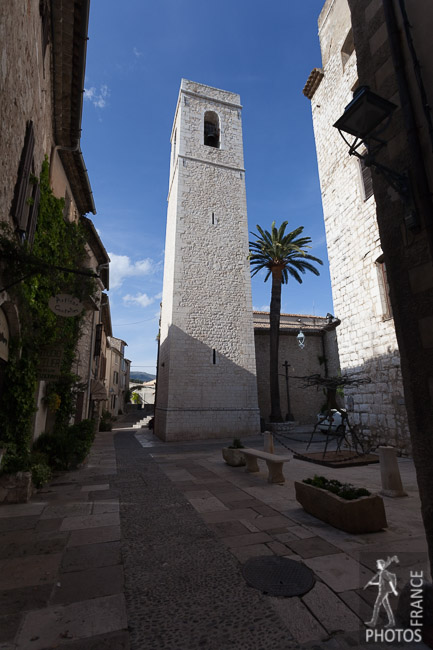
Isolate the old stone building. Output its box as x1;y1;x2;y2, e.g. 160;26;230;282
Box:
304;0;412;452
105;337;130;416
0;1;116;444
254;312;340;426
155;80;260;441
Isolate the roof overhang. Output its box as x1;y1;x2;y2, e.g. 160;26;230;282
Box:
50;0;95;215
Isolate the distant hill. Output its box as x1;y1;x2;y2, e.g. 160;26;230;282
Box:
130;371;156;383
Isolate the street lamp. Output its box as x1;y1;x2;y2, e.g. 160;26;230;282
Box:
333;85;418;229
297;329;305;350
281;360;294;421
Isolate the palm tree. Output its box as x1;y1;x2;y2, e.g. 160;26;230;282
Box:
249;221;323;422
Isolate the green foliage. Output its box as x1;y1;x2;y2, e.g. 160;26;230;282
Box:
33;419;96;471
229;438;244;449
0;157;97;473
31;462;53;488
99;409;115;431
303;475;371;500
249;221;323;284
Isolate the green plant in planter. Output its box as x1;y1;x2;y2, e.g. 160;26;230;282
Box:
99;409;115;431
303;474;371;500
33;419;96;471
229;438;244;449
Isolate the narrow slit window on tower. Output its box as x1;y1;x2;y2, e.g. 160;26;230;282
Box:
341;29;355;70
204;111;220;148
359;156;374;201
376;255;392;319
212;349;217;365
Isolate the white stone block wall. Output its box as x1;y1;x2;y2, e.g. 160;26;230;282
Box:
156;80;260;440
307;0;410;452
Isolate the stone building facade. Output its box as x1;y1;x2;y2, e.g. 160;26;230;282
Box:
304;0;410;452
254;312;340;425
105;337;130;417
0;1;117;442
155;80;260;441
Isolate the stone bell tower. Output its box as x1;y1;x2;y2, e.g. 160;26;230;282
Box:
155;79;260;441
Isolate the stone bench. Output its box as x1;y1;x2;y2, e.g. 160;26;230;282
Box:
241;448;291;484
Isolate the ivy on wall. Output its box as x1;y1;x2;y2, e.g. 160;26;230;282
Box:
0;157;96;473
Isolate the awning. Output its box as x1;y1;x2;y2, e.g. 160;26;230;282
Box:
90;379;108;401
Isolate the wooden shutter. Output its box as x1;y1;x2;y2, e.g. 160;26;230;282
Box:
13;121;35;230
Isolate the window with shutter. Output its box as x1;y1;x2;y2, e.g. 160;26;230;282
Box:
12;121;40;247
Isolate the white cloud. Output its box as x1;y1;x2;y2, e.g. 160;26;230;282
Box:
123;292;154;308
133;47;143;58
84;84;110;109
253;305;269;312
109;253;153;290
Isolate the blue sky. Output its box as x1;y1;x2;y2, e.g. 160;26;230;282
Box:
81;0;333;375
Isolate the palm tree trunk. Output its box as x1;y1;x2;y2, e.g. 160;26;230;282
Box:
269;268;283;421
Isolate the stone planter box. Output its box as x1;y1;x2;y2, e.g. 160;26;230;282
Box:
294;480;387;534
0;471;33;504
222;448;246;467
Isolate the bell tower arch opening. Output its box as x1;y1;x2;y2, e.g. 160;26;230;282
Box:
204;111;220;148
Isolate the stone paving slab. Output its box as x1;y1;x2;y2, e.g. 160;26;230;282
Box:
40;502;93;519
51;564;124;604
269;595;327;644
286;535;342;558
0;534;67;559
304;552;373;593
60;511;120;531
221;532;273;547
0;503;47;518
0;584;52;615
0;553;62;590
15;593;128;650
61;540;121;572
302;581;361;634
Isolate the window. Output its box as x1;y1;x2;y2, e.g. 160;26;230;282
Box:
376;255;392;319
359;157;374;201
341;29;355;70
113;371;119;384
12;121;40;246
204;111;220;148
40;0;50;60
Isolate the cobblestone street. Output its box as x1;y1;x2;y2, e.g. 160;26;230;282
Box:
0;413;430;649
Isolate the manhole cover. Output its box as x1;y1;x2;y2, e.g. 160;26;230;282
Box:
242;556;315;597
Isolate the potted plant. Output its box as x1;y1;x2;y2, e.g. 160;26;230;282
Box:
222;438;246;467
295;474;387;534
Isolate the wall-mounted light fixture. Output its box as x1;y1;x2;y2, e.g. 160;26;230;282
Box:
333;85;418;229
297;329;305;349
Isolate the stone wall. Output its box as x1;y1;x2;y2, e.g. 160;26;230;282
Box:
305;0;410;453
254;312;341;425
0;1;53;227
156;80;260;440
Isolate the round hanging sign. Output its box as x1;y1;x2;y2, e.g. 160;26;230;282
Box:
48;294;83;317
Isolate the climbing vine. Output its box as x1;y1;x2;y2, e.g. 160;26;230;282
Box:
0;157;97;473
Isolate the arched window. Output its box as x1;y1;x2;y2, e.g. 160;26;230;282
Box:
204;111;220;148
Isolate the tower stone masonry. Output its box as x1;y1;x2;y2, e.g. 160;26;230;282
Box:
155;79;260;441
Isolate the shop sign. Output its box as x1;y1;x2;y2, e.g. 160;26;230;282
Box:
48;294;83;317
37;345;63;380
